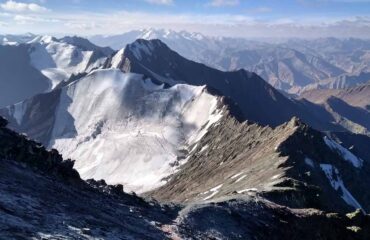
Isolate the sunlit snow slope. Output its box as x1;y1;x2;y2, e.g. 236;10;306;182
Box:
28;36;109;89
48;69;223;193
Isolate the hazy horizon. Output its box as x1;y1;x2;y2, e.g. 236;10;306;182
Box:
0;0;369;38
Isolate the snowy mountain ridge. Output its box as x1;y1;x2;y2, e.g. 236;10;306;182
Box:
28;35;113;89
3;68;226;193
0;33;36;46
0;34;114;108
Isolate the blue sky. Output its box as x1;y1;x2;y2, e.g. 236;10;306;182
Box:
0;0;370;38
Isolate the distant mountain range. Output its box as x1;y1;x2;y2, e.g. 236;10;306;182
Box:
90;29;370;94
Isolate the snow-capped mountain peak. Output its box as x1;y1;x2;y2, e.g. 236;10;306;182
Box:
127;38;157;60
27;35;113;90
3;68;225;193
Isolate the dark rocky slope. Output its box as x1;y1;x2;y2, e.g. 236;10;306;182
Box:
1;116;370;239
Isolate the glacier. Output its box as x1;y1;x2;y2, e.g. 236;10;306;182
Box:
48;69;223;193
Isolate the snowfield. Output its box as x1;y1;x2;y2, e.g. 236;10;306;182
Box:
49;69;223;193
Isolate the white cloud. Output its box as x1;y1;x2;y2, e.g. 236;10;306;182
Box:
65;22;101;30
13;14;59;24
208;0;240;7
2;7;370;39
145;0;173;5
0;0;49;13
248;7;272;14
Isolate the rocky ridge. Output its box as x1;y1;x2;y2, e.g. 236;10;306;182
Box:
1;116;370;239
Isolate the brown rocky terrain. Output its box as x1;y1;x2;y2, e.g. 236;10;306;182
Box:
150;113;370;214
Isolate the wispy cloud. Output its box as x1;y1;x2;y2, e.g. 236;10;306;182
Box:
0;2;369;39
0;0;49;13
145;0;174;5
13;14;59;24
247;7;272;14
207;0;240;7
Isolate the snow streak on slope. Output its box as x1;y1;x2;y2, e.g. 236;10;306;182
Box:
323;136;363;168
28;36;107;89
320;164;365;213
49;69;223;193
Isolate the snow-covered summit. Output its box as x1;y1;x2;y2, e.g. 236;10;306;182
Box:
138;28;207;41
0;34;113;107
127;39;161;61
27;35;112;89
89;28;212;52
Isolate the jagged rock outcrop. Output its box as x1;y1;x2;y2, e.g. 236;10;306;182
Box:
150;114;370;214
0;117;79;181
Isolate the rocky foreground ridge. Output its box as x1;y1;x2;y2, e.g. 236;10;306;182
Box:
1;116;370;239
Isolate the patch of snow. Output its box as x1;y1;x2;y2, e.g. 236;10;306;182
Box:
231;172;244;179
237;188;257;194
323;136;363;168
274;143;281;151
320;164;365;213
271;174;282;180
210;184;223;192
304;157;315;168
186;104;223;146
203;184;223;200
7;101;26;125
199;145;209;154
41;68;69;89
235;175;246;183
